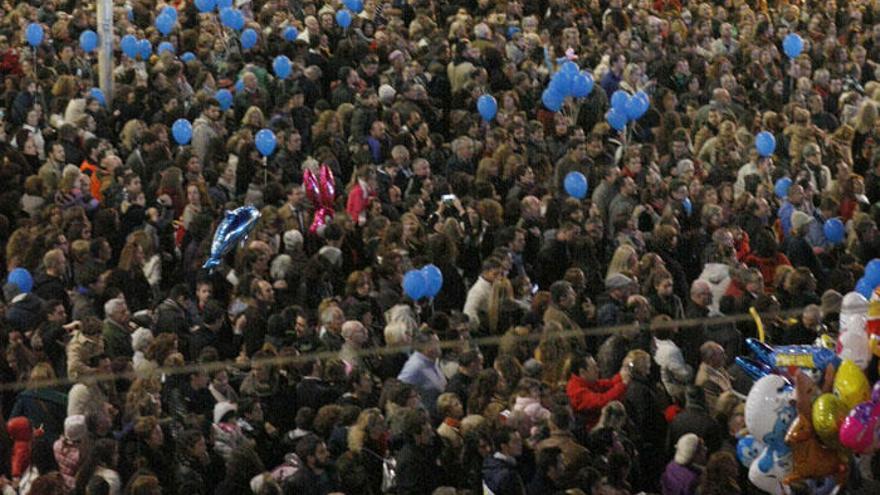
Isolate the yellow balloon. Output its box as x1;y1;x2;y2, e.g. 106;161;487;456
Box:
811;393;847;444
834;359;871;410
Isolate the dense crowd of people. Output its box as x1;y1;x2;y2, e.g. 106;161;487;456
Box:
2;0;880;494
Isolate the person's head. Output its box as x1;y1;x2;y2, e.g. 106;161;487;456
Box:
458;350;483;375
536;446;565;482
413;329;441;360
400;407;434;446
296;434;331;470
570;354;599;382
624;349;651;378
480;256;505;282
674;433;707;466
690;280;713;308
549;280;577;309
437;392;464;420
492;426;523;458
700;341;726;368
104;298;129;326
341;320;368;347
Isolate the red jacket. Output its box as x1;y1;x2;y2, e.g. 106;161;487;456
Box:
743;253;791;293
346;182;375;224
565;373;627;428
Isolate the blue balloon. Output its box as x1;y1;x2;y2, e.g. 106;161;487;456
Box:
7;268;33;293
255;129;277;156
421;264;443;298
755;131;776;157
865;259;880;285
343;0;364;13
402;269;427;300
121;34;138;58
240;28;258;49
774;177;792;199
219;8;236;27
203;206;262;270
172;118;193;145
161;6;177;21
561;61;578;74
273;55;292;79
823;218;845;244
610;90;630;112
235;79;245;92
89;88;106;106
855;278;875;299
194;0;216;13
783;33;803;59
25;23;43;47
229;9;245;31
215;89;233;111
571;72;593;98
137;39;152;60
157;41;175;55
606;108;627;131
564;172;588;199
477;94;497;121
336;9;352;29
79;30;98;53
682;197;693;216
283;26;299;41
542;88;564;112
624;93;644;121
217;0;233;8
181;51;196;62
549;71;573;96
155;13;175;36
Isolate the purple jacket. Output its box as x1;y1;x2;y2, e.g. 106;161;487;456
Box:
660;462;701;495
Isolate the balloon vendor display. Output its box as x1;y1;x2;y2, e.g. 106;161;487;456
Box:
302;164;336;233
732;289;880;494
202;206;262;270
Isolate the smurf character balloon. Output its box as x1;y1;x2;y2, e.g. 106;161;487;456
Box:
745;374;796;494
203;206;261;270
737;435;764;467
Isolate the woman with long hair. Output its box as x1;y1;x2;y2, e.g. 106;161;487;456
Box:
337;408;388;495
486;277;524;336
73;438;121;495
467;368;506;418
107;241;153;312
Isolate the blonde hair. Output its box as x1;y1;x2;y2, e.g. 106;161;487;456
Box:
347;408;384;453
487;277;514;334
607;244;638;280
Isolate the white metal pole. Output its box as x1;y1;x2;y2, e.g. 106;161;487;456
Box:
97;0;114;105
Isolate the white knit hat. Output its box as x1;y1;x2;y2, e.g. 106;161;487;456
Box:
674;433;701;465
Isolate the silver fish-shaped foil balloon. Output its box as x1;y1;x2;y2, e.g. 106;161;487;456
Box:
203;205;261;270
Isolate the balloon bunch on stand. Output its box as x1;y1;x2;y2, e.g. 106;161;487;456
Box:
402;265;444;302
303;164;336;233
541;61;594;114
731;285;880;494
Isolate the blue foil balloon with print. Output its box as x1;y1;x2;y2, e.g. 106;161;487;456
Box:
203;206;262;270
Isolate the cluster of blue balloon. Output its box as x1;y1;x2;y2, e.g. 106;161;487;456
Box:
255;129;277;157
335;0;363;29
79;30;98;53
564;172;588;199
402;265;444;301
542;61;594;112
823;218;846;245
605;90;649;132
25;23;43;47
120;34;154;60
155;6;178;36
219;7;246;31
477;95;497;121
273;55;292;79
855;259;880;298
783;33;804;59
